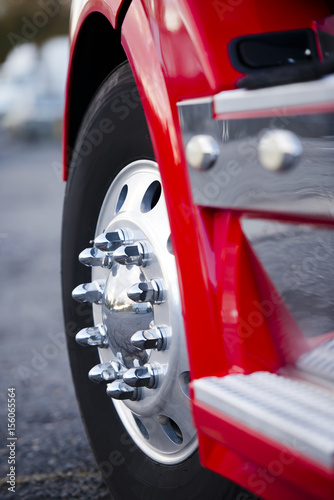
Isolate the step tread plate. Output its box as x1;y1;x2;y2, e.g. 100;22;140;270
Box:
297;340;334;382
194;372;334;469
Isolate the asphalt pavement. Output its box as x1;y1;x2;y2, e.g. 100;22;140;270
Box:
0;135;111;499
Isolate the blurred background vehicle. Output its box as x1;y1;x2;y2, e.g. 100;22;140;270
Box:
0;37;68;139
0;0;70;139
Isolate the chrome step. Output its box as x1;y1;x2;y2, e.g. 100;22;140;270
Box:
193;372;334;469
297;340;334;383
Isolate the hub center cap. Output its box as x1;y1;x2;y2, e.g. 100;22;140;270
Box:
102;256;153;368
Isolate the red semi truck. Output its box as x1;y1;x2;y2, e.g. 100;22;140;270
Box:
61;1;334;498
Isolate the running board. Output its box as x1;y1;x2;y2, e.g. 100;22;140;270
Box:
297;340;334;382
193;372;334;470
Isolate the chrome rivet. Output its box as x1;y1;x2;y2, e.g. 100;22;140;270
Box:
258;129;303;172
186;134;220;170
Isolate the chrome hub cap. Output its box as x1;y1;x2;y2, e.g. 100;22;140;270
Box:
72;160;197;464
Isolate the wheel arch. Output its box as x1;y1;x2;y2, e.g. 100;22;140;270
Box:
63;10;128;180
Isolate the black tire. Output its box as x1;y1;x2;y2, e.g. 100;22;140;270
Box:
61;62;256;500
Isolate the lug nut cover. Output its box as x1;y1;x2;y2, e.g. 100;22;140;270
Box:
106;380;140;400
75;324;108;348
72;280;105;304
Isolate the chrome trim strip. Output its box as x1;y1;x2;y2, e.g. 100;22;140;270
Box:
177;96;212;108
213;75;334;115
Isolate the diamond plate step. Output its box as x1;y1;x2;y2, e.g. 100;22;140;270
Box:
297;340;334;382
194;372;334;469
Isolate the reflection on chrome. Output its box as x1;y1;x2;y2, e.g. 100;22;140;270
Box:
242;219;334;341
179;91;334;218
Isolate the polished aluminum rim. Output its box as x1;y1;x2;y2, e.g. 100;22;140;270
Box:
72;160;197;464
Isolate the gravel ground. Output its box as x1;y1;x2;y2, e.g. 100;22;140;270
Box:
0;136;111;499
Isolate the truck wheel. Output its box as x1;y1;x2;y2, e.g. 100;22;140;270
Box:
61;62;254;500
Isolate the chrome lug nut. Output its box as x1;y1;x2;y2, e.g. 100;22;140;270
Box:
94;228;132;251
123;364;157;388
79;247;112;268
106;380;140;400
113;242;150;267
72;280;105;304
88;361;123;383
128;279;165;304
75;324;108;348
94;232;113;251
131;326;167;351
